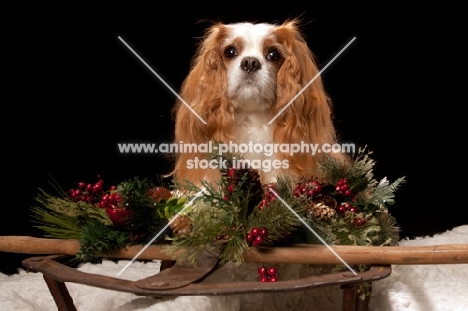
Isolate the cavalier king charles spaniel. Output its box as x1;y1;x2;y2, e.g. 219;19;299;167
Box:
172;19;343;186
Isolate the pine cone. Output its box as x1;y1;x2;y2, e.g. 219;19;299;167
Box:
170;215;192;237
307;203;336;220
317;194;338;210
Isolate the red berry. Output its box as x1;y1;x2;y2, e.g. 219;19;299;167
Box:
266;267;277;276
228;168;235;178
311;180;322;192
86;184;93;192
259;227;268;237
355;218;366;226
111;192;122;203
251;235;263;247
349;206;358;213
78;182;86;189
106;206;132;226
93;182;103;194
269;276;278;282
258;266;267;276
246;234;253;242
337;205;347;213
267;191;276;201
250;227;259;236
227;185;234;193
101;193;110;203
259;276;269;282
336;178;350;195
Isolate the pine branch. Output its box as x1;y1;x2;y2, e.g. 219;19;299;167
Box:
368;176;406;206
164;202;230;265
35;189;113;226
376;212;400;246
304;216;338;245
274;174;297;199
247;201;302;245
347;147;376;183
31;189;112;238
218;234;248;265
30;206;82;239
316;147;376;193
77;219;129;262
118;177;167;235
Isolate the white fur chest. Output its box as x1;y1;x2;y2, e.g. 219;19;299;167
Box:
233;110;278;184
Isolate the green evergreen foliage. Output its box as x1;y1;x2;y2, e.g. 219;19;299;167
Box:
30;147;405;270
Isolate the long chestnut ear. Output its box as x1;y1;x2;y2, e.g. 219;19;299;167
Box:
172;23;234;182
272;20;338;175
174;23;234;143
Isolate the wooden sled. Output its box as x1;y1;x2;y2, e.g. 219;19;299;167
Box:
22;255;391;311
3;236;468;311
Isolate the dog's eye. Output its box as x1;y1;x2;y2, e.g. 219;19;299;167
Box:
224;47;237;58
266;49;280;62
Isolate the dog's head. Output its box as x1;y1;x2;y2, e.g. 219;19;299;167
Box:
172;19;339;184
221;22;284;112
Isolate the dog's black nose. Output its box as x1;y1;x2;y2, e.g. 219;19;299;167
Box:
241;57;261;72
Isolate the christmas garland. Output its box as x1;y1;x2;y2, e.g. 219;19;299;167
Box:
32;177;174;262
32;146;405;275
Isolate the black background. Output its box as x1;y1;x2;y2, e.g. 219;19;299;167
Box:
2;3;465;274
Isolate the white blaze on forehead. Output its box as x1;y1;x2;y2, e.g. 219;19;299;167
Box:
226;23;276;57
224;22;279;107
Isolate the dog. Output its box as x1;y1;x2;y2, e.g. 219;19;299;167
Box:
171;19;343;186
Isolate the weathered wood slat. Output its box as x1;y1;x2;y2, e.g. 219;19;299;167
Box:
2;236;468;265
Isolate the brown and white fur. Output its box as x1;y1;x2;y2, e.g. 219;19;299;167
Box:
172;19;341;186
